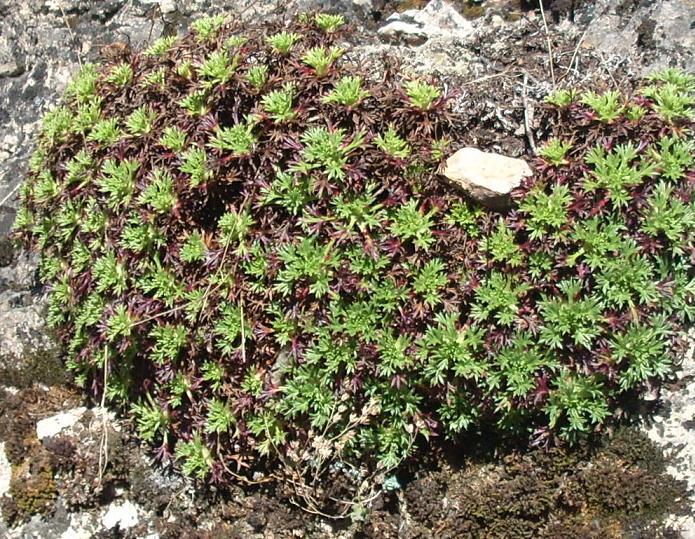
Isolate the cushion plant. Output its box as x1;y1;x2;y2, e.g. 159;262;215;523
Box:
14;11;695;490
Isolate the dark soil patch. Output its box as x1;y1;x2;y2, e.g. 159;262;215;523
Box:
637;17;657;49
395;429;687;538
0;236;15;267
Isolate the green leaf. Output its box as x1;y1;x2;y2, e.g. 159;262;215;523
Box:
584;142;657;208
412;259;448;308
261;83;296;123
471;271;529;327
144;35;177;57
538;138;572;165
149;324;187;365
322;76;369;107
132;394;169;442
546;371;610;443
191;14;226;42
106;63;133;86
538;279;604;350
419;312;485;386
612;317;672;391
266;31;301;54
580;90;624;122
97;158;139;209
126;106;157;136
180;231;207;263
519;183;572;240
159;126;187;152
106;304;135;341
314;13;345;32
275;237;337;298
390;200;436;251
208;116;257;155
175;433;213;479
138;168;177;214
180;146;212;187
404;80;441;110
206;399;236;434
198;50;239;87
301;46;343;77
374;126;411;159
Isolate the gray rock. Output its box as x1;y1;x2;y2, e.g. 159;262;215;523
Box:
0;441;10;499
583;0;695;75
642;332;695;536
101;500;141;530
7;500;71;539
378;19;428;45
36;407;88;440
60;512;101;539
378;0;473;45
0;250;64;387
159;0;177;15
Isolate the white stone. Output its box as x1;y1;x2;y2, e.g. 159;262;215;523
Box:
441;147;533;208
159;0;177;14
378;20;428;45
102;500;140;530
378;0;473;44
0;442;11;499
61;513;99;539
417;0;471;34
36;407;87;440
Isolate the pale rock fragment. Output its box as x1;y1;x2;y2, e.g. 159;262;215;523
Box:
441;147;533;209
36;407;87;440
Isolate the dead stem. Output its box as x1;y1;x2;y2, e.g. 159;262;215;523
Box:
538;1;556;88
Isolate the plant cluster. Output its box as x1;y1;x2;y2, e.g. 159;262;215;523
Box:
15;9;695;489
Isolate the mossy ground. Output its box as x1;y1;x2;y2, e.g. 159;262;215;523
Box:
392;428;688;538
1;382;689;537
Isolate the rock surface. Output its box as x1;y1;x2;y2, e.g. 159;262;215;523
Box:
36;407;88;440
378;0;474;44
644;333;695;536
101;500;141;531
0;443;10;500
441;147;532;208
0;250;63;388
582;0;695;75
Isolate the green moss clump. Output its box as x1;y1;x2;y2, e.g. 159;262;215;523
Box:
7;458;57;524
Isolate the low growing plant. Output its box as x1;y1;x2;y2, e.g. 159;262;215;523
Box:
14;11;695;506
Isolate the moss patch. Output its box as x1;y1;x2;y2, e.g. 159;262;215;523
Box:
396;428;688;538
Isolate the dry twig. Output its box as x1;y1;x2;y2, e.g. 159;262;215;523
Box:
538;1;556;88
59;4;83;67
522;73;537;154
0;183;19;208
563;29;588;80
97;347;110;486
